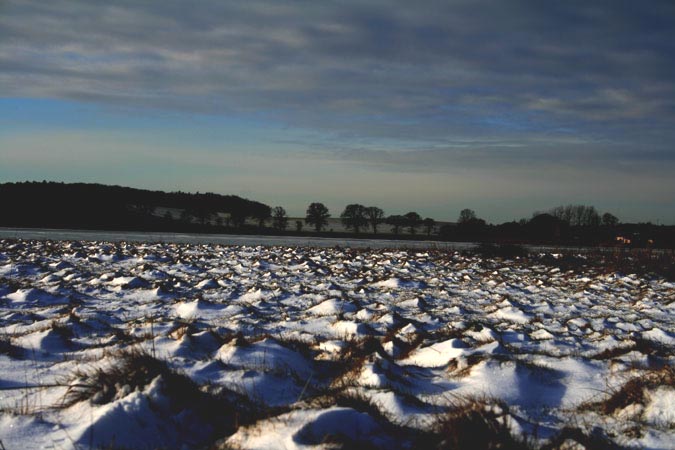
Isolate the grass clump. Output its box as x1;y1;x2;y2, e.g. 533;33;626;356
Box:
62;348;263;445
586;365;674;415
64;349;182;406
417;398;532;450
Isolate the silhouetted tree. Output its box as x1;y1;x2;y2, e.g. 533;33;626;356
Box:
404;212;422;234
253;208;271;228
549;204;601;227
163;211;174;221
272;206;288;230
295;220;303;232
422;217;436;236
528;213;568;241
364;206;385;234
0;181;273;232
341;204;368;234
306;202;330;232
189;197;216;226
457;208;486;238
386;215;407;235
458;208;477;224
602;212;619;227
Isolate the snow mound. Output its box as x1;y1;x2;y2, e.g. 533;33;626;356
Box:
196;278;219;289
174;299;224;319
294;407;386;446
15;328;74;354
489;306;530;324
109;276;147;289
373;278;402;288
642;328;675;346
531;329;555;340
217;338;313;379
400;338;469;368
331;320;369;337
5;288;69;306
308;298;356;316
227;407;392;450
643;387;675;427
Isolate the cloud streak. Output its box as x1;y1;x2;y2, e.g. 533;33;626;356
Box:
2;1;674;126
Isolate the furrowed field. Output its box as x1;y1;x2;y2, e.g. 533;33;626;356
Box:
0;239;673;449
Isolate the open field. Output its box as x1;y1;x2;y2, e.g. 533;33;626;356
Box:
0;227;470;250
0;238;673;449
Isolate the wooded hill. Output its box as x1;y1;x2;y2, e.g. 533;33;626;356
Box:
0;181;271;232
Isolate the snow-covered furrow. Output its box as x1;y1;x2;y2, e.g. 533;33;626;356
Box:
0;239;673;449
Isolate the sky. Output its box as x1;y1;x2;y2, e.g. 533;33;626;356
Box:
1;1;674;224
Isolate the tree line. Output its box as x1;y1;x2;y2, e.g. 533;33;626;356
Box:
1;182;671;247
296;202;436;236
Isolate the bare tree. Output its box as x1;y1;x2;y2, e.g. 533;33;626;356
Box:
422;217;436;236
458;208;477;224
404;212;422;235
305;202;330;232
272;206;288;230
386;215;407;235
602;212;619;227
253;209;270;228
340;204;368;234
549;205;601;227
364;206;384;234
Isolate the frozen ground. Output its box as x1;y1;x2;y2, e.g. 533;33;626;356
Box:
0;239;673;449
0;227;469;250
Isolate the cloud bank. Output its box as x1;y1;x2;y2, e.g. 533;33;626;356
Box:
1;0;674;221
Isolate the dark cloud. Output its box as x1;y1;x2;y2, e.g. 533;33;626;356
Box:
1;0;674;168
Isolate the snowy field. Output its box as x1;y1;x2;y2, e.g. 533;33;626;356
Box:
0;238;673;449
0;228;469;250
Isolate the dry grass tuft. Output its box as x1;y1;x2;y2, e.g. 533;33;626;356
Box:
63;349;197;407
62;348;291;446
324;336;391;388
585;365;674;415
419;398;532;450
62;349;250;439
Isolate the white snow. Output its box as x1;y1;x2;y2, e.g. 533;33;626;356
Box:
400;338;469;367
0;237;672;449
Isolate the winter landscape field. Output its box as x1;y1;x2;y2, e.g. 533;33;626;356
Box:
0;238;673;449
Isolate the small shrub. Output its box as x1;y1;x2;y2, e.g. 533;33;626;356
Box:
586;365;674;415
61;349;264;444
420;398;531;450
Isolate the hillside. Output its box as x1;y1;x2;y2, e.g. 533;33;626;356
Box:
0;181;271;232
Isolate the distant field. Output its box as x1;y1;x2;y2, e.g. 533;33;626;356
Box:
0;227;470;250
